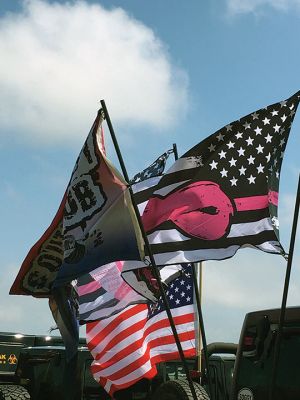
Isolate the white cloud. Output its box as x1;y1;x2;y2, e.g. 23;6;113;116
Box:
226;0;300;15
0;0;188;146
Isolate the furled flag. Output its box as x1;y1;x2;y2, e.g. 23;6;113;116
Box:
86;264;196;397
10;110;145;295
141;90;300;267
76;150;175;322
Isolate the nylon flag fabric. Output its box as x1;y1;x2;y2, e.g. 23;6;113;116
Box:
10;110;144;296
141;90;300;266
76;150;175;322
86;264;196;397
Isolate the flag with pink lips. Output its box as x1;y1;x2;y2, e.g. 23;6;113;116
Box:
141;90;300;266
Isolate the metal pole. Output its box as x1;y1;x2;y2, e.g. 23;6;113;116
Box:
192;263;213;396
269;174;300;400
172;142;178;160
100;101;198;400
172;143;213;396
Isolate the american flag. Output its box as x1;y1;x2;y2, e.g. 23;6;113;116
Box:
76;150;174;322
130;149;174;183
141;90;300;266
86;264;196;397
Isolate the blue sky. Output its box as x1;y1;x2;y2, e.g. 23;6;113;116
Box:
1;0;300;343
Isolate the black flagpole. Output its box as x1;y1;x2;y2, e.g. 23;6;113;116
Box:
100;101;198;400
172;143;213;396
269;173;300;400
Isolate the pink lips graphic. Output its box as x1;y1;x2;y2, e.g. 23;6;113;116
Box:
142;181;234;240
142;180;278;241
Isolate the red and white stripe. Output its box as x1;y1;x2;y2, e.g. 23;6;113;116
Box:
86;303;195;397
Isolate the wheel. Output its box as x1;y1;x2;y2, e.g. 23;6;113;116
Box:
152;379;210;400
0;385;30;400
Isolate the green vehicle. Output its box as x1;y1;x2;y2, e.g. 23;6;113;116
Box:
151;306;300;400
153;342;237;400
1;306;299;399
0;333;236;400
231;306;300;400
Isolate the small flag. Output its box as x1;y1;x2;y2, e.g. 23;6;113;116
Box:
141;90;300;266
86;264;196;397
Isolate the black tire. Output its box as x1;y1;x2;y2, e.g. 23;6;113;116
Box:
152;379;210;400
0;385;30;400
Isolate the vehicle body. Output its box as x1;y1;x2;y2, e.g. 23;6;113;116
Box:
231;306;300;400
0;332;69;385
152;342;237;400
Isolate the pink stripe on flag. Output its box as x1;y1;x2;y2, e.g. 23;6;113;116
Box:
77;280;101;296
234;192;278;211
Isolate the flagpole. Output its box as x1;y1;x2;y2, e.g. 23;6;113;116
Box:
100;101;198;400
172;143;213;396
269;173;300;400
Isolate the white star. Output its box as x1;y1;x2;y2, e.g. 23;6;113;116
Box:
265;152;271;162
237;147;245;156
273;158;278;167
280;100;287;107
220;168;228;177
279;127;285;135
186;296;191;302
175;287;179;292
279;138;286;147
262;117;270;125
169;294;174;300
186;284;191;290
251;112;259;120
239;166;247;175
290;109;296;117
265;134;272;143
216;132;225;141
289;103;295;110
246;137;254;146
256;144;264;154
281;114;287;122
226;124;233;131
243;121;251;129
254;127;262;135
235;131;243;139
276;171;280;178
208;143;216;152
180;280;185;285
230;177;238;186
273;124;281;133
209;160;218;169
247;155;255;164
247;175;256;184
271;109;279;116
256;163;264;174
218;150;227;159
181;291;185;297
175;299;180;305
227;141;235;149
229;157;237;167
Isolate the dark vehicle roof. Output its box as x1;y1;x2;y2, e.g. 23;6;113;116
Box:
244;306;300;324
0;332;86;346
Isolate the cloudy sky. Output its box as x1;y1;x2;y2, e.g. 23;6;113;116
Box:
1;0;300;343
